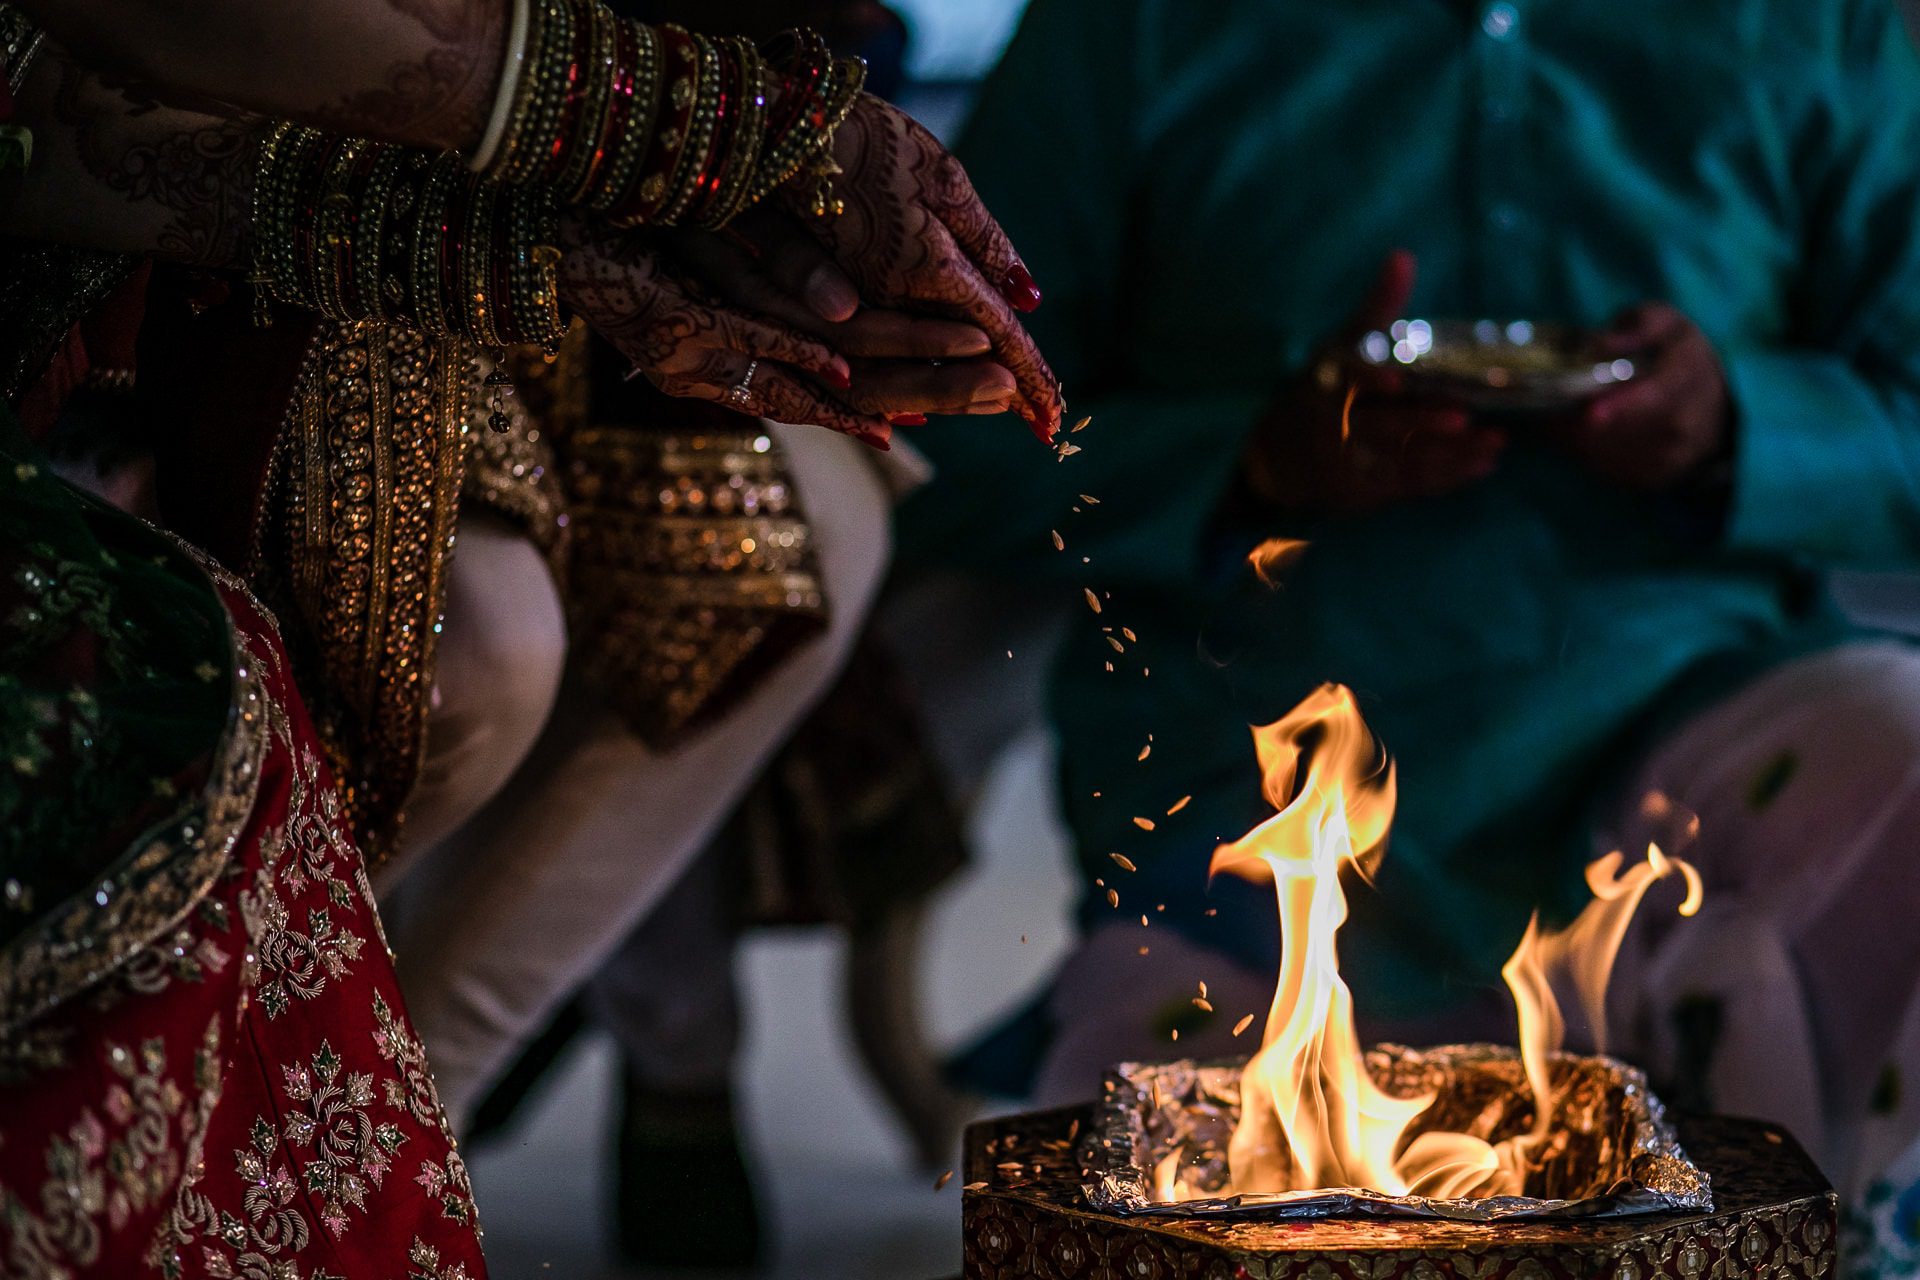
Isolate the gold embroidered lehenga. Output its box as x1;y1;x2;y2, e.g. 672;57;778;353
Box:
0;393;488;1280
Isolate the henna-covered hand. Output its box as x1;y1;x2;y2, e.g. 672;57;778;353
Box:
21;0;503;154
558;213;895;449
774;94;1063;441
669;212;1019;421
0;43;257;268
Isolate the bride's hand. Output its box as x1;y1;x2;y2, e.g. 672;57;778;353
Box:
557;212;894;448
669;214;1020;423
776;94;1063;441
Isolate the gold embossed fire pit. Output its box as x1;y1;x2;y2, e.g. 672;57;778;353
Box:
962;1105;1835;1280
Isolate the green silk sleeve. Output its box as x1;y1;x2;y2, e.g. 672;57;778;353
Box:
1721;0;1920;566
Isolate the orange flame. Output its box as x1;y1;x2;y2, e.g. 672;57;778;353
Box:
1247;537;1310;590
1499;843;1703;1171
1168;684;1702;1203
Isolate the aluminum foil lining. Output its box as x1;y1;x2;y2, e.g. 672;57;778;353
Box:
1082;1044;1713;1221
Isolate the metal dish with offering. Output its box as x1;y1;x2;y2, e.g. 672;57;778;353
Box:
1357;319;1635;414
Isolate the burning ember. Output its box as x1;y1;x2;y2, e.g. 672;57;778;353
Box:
1138;684;1705;1209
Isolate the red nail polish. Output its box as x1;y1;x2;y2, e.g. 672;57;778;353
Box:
826;365;851;391
888;412;927;426
1003;263;1042;313
857;426;893;451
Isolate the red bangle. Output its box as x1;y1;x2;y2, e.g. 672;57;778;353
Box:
610;24;700;225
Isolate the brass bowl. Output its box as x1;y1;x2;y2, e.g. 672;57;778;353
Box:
1357;319;1635;414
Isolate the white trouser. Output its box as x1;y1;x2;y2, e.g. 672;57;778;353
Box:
379;511;570;882
388;422;894;1128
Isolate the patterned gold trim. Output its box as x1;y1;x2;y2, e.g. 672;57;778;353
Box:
0;561;271;1038
0;4;45;92
562;420;828;746
462;348;570;562
256;323;474;863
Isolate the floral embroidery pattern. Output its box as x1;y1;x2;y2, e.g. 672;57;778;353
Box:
241;867;367;1020
372;993;477;1228
275;747;358;909
400;1235;474;1280
1;578;484;1278
1;1036;187;1277
282;1041;407;1239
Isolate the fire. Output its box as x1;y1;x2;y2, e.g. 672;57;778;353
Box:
1167;683;1700;1203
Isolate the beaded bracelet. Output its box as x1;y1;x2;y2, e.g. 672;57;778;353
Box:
251;123;565;348
471;1;865;230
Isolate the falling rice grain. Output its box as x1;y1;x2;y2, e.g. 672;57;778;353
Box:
1193;998;1213;1013
1233;1014;1255;1037
964;1182;989;1192
1198;981;1208;999
935;1170;954;1192
1140;914;1150;927
1106;888;1120;909
1107;636;1125;653
1167;795;1192;815
1138;744;1151;762
1080;494;1100;504
1122;627;1137;642
1133;817;1156;831
1171;1029;1180;1042
1072;415;1092;433
1083;588;1102;614
1051;530;1065;551
1110;853;1137;872
1138;946;1150;955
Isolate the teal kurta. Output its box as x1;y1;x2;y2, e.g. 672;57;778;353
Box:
897;0;1920;1035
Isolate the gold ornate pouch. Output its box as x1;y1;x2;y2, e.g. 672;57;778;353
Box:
560;407;828;749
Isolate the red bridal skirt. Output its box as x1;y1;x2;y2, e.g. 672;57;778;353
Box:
0;580;488;1280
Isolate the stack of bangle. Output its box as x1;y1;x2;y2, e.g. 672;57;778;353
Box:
480;1;864;229
251;123;567;348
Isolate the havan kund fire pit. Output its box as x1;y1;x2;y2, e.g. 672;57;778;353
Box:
961;685;1837;1278
962;1107;1834;1280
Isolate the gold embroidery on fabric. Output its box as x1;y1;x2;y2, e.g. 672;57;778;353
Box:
562;421;828;746
461;339;574;565
399;1235;475;1280
0;583;270;1040
279;1040;404;1239
0;1035;190;1277
89;904;235;1011
239;862;367;1020
257;324;475;865
371;993;476;1227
